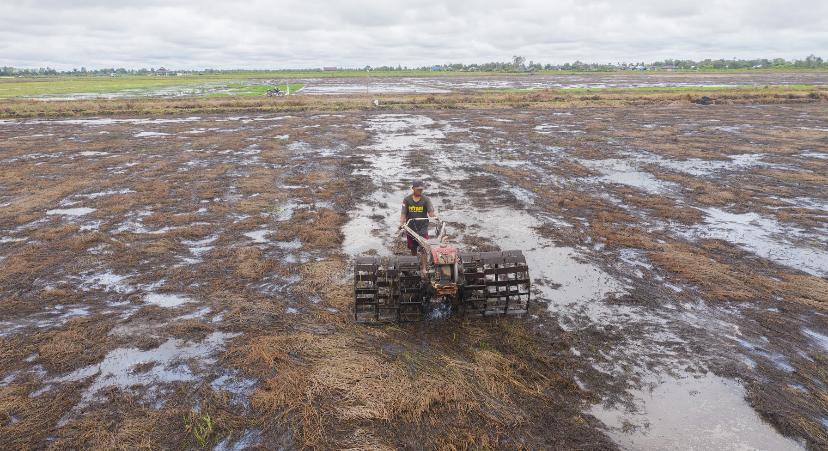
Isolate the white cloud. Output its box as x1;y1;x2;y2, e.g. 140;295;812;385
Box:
1;0;826;69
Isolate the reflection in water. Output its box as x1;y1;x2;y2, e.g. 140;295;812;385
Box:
590;374;803;450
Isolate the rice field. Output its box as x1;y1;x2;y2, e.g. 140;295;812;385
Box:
0;78;826;449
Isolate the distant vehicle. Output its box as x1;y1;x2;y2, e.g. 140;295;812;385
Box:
266;88;284;97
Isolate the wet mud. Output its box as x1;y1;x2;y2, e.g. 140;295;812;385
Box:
24;71;828;101
0;99;826;449
300;71;828;95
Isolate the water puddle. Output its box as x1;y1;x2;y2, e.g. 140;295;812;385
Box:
490;158;532;168
273;199;299;221
361;113;446;152
211;372;257;398
244;229;271;243
0;305;92;337
728;335;795;372
300;81;449;95
78;151;110;157
633;152;772;176
49;331;239;406
251;274;301;295
144;293;192;308
113;210;179;234
683;207;828;276
591;374;803;450
18;116;202;126
800;150;828;160
452;206;627;321
535;124;584;135
504;185;536;205
276;239;302;250
181;235;218;261
342;190;405;257
46;207;96;216
770;196;828;215
78;188;135;199
81;271;134;293
579;158;675;194
176;307;212;321
134;131;171;138
214;428;262;451
802;328;828;352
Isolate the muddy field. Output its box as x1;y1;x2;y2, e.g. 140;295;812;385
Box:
298;71;828;95
0;98;827;449
16;71;828;100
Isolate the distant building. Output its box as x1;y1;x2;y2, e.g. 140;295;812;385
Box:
156;67;178;76
322;66;338;71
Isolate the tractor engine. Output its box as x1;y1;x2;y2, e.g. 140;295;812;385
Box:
431;244;460;298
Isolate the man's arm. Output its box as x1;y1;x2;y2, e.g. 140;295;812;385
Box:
400;202;407;226
426;198;437;218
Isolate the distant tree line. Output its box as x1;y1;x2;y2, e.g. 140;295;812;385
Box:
422;55;827;72
648;55;825;70
1;55;825;76
0;66;165;76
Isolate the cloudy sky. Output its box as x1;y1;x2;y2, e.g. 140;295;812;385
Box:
2;0;826;69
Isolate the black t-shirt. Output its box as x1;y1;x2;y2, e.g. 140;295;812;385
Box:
401;194;435;233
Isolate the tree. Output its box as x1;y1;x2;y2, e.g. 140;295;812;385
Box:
805;54;822;67
512;55;525;71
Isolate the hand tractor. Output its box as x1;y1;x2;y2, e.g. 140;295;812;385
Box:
354;218;530;322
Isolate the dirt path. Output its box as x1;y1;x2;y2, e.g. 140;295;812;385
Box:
0;102;826;449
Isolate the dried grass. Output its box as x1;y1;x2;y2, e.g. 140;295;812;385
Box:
50;386;247;450
758;169;828;185
232;246;274;279
614;187;703;223
0;382;84;449
648;243;758;301
591;211;659;250
3;87;823;119
223;311;592;449
36;317;114;373
273;208;344;251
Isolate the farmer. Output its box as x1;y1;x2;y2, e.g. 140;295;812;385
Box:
399;179;437;258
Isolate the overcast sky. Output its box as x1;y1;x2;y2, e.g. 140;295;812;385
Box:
1;0;827;69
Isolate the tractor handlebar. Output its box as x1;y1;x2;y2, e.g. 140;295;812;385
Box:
398;216;441;232
398;217;446;250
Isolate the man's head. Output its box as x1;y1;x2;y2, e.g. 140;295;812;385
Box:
411;179;425;195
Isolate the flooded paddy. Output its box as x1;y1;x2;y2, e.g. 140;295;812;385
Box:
0;96;826;449
219;71;823;97
20;71;828;100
